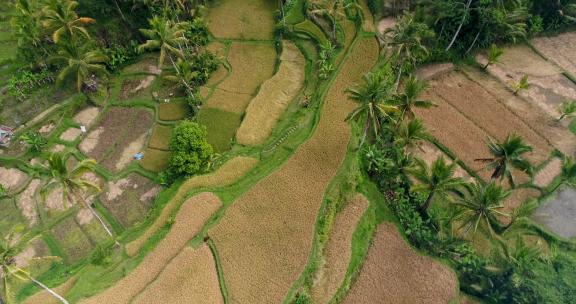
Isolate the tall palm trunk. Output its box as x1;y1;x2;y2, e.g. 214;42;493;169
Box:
28;275;69;304
419;191;435;213
445;0;472;52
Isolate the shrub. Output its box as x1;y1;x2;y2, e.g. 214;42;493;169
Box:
167;120;213;179
105;41;139;71
20;131;47;154
91;245;113;266
7;69;55;100
185;18;210;47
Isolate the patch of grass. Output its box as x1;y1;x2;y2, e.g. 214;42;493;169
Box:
0;197;25;239
139;148;170;173
197;107;241;152
294;20;329;45
51;217;95;264
148;124;173;151
157;99;190;121
570;118;576;135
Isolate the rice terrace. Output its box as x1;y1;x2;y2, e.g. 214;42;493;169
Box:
2;0;576;304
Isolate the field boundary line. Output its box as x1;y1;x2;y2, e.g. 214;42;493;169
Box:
207;238;230;304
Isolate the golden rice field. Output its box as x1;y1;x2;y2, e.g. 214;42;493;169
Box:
209;37;379;304
206;0;276;40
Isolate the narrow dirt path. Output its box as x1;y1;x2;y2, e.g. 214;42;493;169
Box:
209;37;380;304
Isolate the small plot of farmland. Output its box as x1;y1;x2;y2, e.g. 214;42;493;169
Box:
0;197;25;239
99;174;160;228
478;45;576;118
148;124;173;151
206;0;276;40
139;148;170;173
342;223;458;304
51;217;103;264
531;32;576;78
197;107;241;153
117;72;158;101
157;99;190;121
79;107;154;172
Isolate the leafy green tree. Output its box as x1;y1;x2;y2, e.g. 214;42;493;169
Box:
162;52;218;94
138;16;188;68
1;235;69;304
453;181;510;235
50;43;109;92
393;75;436;121
168;120;213;178
484;44;504;69
557;100;576;121
346;69;398;145
40;153;114;238
42;0;95;44
408;156;468;213
394;118;431;151
476;134;533;187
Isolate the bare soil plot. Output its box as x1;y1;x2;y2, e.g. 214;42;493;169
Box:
74;107;100;127
126;156;258;256
157;99;190;121
342;223;458;304
416;63;454;80
59;128;82;141
209;37;379;304
52;217;95;263
148;124;173;151
197;107;242;153
16;179;41;226
461;67;576;157
236;41;305;146
531;32;576;77
80;107;154;172
80;193;222;304
206;0;276;40
0;166;28;192
205;42;277;113
477;45;576;118
139;148;170;173
428;71;552;165
311;194;369;304
100;174;160;228
132;245;224;304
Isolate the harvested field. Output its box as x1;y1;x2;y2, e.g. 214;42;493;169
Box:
59;128;82;141
416;63;454;80
359;0;375;32
100;174;159;228
126;156;258;256
80;193;223;304
139;148;170;173
477;45;576;118
74;107;100;127
311;194;369;304
236;41;305;146
80;107;154;172
23;277;78;304
197;107;242;152
342;223;458;304
461;67;576;157
531;32;576;77
534;158;562;188
427;71;552;165
16;179;41;226
209;37;379;304
132;245;224;304
206;0;276;40
205;42;276;113
148;124;173;151
0;167;28;192
157;99;190;121
52;217;94;263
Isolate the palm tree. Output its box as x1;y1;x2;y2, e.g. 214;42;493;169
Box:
557;100;576;122
346;70;398;145
393;75;436;121
138;16;188;68
475;134;533;188
453;182;511;236
408;156;468;213
382;13;434;86
511;74;530;95
1;235;69;304
552;156;576;191
40;153;115;239
42;0;95;44
50;43;109;92
484;44;504;69
394;118;431;151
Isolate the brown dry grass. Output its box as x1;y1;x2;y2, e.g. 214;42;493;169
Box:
80;193;222;304
342;223;458;304
205;42;276;113
531;32;576;77
311;194;369;304
125;156;258;256
0;167;27;192
208;37;379;304
461;67;576;157
132;245;224;304
206;0;276;40
429;71;552;165
236;41;305;145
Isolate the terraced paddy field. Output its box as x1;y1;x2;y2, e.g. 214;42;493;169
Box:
531;32;576;78
209;36;379;304
206;0;276;40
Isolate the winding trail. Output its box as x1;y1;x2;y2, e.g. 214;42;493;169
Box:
209;37;380;303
